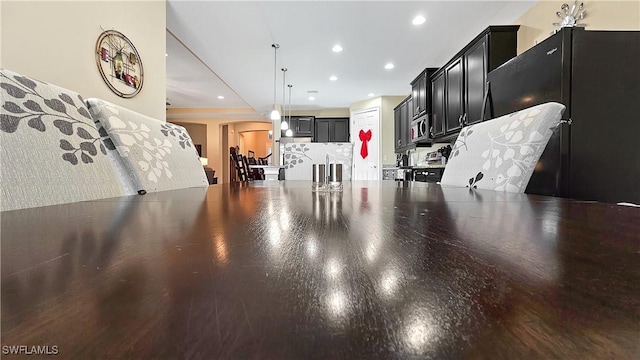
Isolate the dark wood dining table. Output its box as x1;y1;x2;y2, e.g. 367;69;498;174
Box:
1;181;639;359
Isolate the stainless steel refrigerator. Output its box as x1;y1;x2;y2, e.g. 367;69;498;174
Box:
486;27;640;203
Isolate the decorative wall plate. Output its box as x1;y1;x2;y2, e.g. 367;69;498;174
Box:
95;30;144;98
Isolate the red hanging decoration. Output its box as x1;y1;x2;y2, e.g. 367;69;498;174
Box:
359;129;372;159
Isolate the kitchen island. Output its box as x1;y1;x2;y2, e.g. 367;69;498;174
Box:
2;181;638;359
282;142;353;180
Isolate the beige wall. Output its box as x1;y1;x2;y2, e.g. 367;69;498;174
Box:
515;0;640;54
1;1;166;120
166;111;272;183
171;122;207;157
289;108;350;118
350;96;406;165
240;131;270;158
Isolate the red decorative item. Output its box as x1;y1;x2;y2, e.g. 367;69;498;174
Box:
359;129;372;159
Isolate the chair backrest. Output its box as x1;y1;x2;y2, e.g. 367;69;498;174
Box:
241;155;254;181
0;69;130;211
258;153;272;165
440;102;565;193
86;98;208;193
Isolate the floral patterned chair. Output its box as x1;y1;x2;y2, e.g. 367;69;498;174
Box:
85;98;208;193
0;69;131;211
440;102;565;193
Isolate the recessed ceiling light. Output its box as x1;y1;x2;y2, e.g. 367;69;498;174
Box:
332;44;343;52
308;96;316;101
165;53;168;57
368;93;375;97
384;63;395;70
217;95;224;99
329;75;338;81
412;15;426;25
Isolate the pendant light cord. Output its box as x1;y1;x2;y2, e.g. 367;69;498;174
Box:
272;44;279;107
288;84;293;122
282;68;287;111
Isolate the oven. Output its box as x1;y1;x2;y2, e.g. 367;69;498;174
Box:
411;115;430;143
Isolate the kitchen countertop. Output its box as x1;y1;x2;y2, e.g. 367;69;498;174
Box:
412;164;446;169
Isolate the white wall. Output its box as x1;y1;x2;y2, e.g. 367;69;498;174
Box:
1;0;166;120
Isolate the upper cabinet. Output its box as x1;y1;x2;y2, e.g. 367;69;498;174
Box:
431;72;446;138
295;116;314;136
444;58;464;134
410;68;438;121
464;36;488;126
314;118;349;143
428;26;519;141
394;96;413;153
411;71;426;119
283;116;315;138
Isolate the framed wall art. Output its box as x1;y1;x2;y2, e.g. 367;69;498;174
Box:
95;29;144;98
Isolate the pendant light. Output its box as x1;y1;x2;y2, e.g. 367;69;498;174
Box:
285;84;293;137
280;68;289;130
270;44;281;120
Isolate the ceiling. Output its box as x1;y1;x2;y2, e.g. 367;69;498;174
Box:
166;1;535;114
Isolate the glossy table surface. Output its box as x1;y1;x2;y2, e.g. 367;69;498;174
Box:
2;181;639;359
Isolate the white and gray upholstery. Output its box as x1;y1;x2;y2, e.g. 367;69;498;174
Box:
283;142;354;181
441;102;565;193
0;69;130;211
85;98;208;193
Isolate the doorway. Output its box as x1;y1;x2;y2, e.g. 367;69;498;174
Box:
350;107;380;180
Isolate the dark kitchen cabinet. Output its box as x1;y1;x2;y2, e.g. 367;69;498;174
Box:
295;116;314;136
400;99;408;148
332;118;349;142
406;97;414;122
394;96;413;153
282;116;315;138
431;72;445;138
464;35;488;126
411;68;438;121
314;118;349;143
444;58;464;134
394;106;401;151
315;120;330;142
410;68;439;146
429;26;519;141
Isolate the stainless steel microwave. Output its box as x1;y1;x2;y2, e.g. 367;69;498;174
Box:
410;115;430;143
